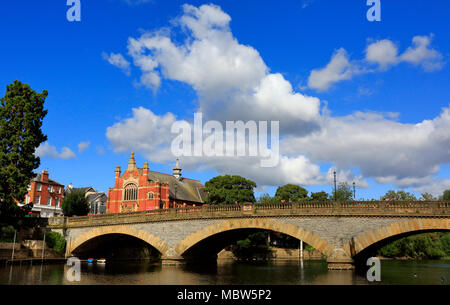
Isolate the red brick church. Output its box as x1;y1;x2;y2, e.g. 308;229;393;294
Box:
106;152;207;213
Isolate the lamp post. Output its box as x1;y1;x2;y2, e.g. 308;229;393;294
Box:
352;182;356;200
333;171;337;201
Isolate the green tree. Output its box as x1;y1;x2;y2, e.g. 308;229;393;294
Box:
45;231;66;254
0;81;48;221
378;233;447;259
443;189;450;201
333;182;353;201
310;191;329;201
381;190;417;201
0;225;16;242
62;189;90;216
274;184;308;202
231;231;273;261
419;192;436;201
205;175;256;205
258;193;279;204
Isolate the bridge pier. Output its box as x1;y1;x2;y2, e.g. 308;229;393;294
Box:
326;247;354;270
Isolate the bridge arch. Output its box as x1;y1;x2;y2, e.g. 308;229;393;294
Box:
175;218;336;258
68;225;170;257
351;218;450;256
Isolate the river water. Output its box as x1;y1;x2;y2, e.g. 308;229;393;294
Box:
1;259;449;285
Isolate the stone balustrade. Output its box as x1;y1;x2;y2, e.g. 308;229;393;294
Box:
48;201;450;229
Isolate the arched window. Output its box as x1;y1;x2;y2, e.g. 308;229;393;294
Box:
124;184;138;201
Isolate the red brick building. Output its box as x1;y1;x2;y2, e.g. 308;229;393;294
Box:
106;152;207;213
19;170;65;217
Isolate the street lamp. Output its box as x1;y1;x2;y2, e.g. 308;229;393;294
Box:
352;182;356;200
333;171;337;201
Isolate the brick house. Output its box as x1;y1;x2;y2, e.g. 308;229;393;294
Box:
106;152;207;213
19;170;65;217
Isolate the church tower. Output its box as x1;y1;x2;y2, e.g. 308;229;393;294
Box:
173;158;182;180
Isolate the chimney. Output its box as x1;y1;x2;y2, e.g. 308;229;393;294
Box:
41;170;49;183
143;162;149;177
115;166;121;188
173;158;182;180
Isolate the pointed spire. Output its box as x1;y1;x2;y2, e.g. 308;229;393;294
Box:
173;158;182;179
127;151;137;172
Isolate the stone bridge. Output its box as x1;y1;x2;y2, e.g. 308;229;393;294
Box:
48;201;450;269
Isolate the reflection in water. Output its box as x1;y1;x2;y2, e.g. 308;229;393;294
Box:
0;259;449;285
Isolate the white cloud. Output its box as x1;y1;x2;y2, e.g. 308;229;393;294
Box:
105;106;330;187
35;142;76;159
106;107;176;163
105;104;450;194
282;106;450;191
102;52;131;75
365;39;399;68
400;34;444;71
78;141;90;153
308;34;444;91
104;4;449;196
96;146;106;155
122;0;152;5
307;48;361;91
301;0;316;9
413;179;450;197
125;3;321;134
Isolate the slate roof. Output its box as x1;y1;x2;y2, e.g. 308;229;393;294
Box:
72;186;96;193
147;170;206;204
86;192;107;203
31;173;64;186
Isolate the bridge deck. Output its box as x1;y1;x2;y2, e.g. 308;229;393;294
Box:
49;201;450;229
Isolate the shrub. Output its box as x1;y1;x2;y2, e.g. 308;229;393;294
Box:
45;231;66;254
0;225;16;242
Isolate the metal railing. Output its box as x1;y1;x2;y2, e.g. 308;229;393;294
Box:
48;201;450;228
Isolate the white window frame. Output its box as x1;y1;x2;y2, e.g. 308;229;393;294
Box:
35;195;40;205
49;185;54;193
37;183;42;191
47;197;52;206
25;195;30;204
57;187;61;194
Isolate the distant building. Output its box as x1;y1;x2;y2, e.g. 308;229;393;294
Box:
65;184;107;215
18;170;65;217
107;152;207;213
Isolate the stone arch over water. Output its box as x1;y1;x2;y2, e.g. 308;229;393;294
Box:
175;218;336;258
350;218;450;256
68;225;170;257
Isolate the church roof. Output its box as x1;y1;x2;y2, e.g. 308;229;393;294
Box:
147;170;206;203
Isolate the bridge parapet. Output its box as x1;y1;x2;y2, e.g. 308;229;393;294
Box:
48;201;450;229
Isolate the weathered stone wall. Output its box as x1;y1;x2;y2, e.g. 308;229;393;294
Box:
59;215;450;270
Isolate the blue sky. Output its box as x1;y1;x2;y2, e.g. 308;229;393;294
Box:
1;0;449;199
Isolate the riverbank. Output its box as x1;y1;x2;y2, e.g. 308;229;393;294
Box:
378;255;450;261
218;247;324;260
0;240;64;264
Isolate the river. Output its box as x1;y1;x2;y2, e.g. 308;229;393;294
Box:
0;259;449;285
